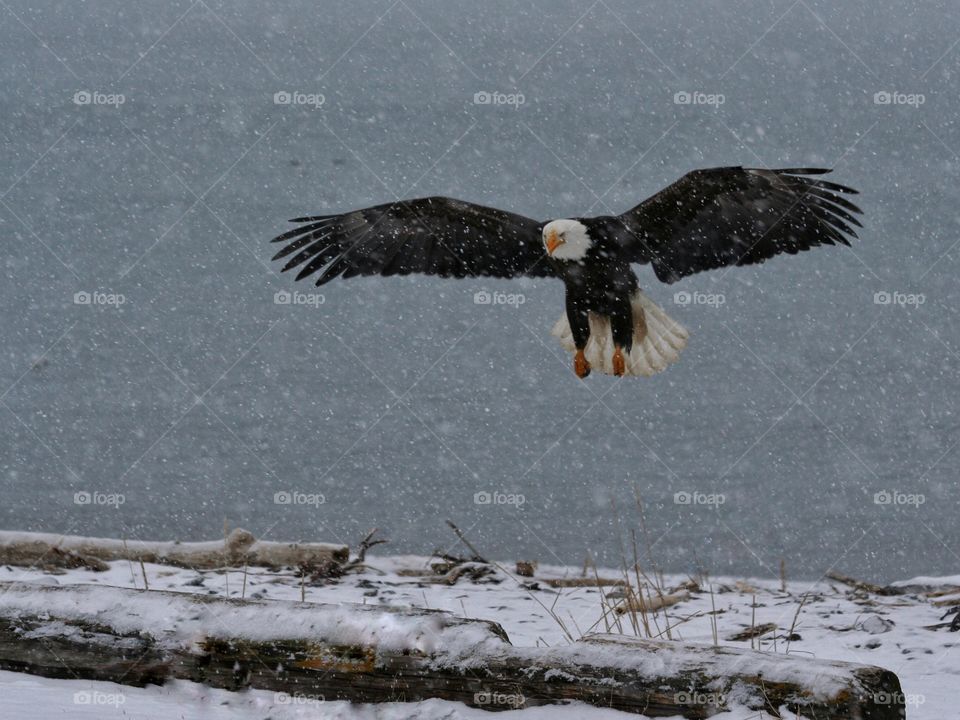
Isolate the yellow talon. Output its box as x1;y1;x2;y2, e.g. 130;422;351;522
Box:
574;349;591;379
612;347;626;377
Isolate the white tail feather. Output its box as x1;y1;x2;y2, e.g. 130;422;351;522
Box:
551;290;689;377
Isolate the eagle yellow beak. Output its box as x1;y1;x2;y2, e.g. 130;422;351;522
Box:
545;230;563;255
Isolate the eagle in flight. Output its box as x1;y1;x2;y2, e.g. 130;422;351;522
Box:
271;167;861;378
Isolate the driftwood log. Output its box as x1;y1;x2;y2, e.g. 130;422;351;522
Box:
0;529;348;572
0;581;903;718
614;590;690;614
545;577;628;588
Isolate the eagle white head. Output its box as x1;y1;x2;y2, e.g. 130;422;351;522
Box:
543;219;591;261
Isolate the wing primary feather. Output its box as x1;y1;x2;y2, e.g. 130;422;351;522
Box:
270;220;331;244
288;214;338;223
771;167;833;175
794;186;863;216
793;177;859;195
313;255;353;285
813;210;859;239
271;234;316;262
296;250;339;282
789;177;862;197
280;228;341;271
808;197;863;228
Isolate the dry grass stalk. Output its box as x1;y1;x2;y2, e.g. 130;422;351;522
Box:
588;553;623;635
710;585;719;646
631;530;652;637
139;558;149;592
445;520;487;563
122;538;137;588
786;592;810;654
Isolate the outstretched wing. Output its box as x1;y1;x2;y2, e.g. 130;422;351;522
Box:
271;196;553;285
612;167;862;283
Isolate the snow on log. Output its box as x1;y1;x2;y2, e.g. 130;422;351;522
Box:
0;581;903;718
0;529;348;572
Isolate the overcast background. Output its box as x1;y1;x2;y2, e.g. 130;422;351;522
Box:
2;1;959;581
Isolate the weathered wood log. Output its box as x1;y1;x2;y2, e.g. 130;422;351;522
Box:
824;571;944;598
0;529;348;572
515;561;537;577
726;622;778;642
397;562;499;584
545;576;627;588
932;593;960;607
826;572;895;595
925;586;960;599
0;581;903;718
614;590;690;614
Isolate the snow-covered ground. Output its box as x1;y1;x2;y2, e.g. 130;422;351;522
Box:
1;555;955;718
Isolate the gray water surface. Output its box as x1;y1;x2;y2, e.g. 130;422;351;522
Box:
2;1;959;582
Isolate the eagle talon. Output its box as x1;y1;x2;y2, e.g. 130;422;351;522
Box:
612;347;626;377
574;350;591;379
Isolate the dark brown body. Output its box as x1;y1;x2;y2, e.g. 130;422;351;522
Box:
548;218;640;352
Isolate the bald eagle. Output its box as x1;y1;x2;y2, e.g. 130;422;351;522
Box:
271;167;861;378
